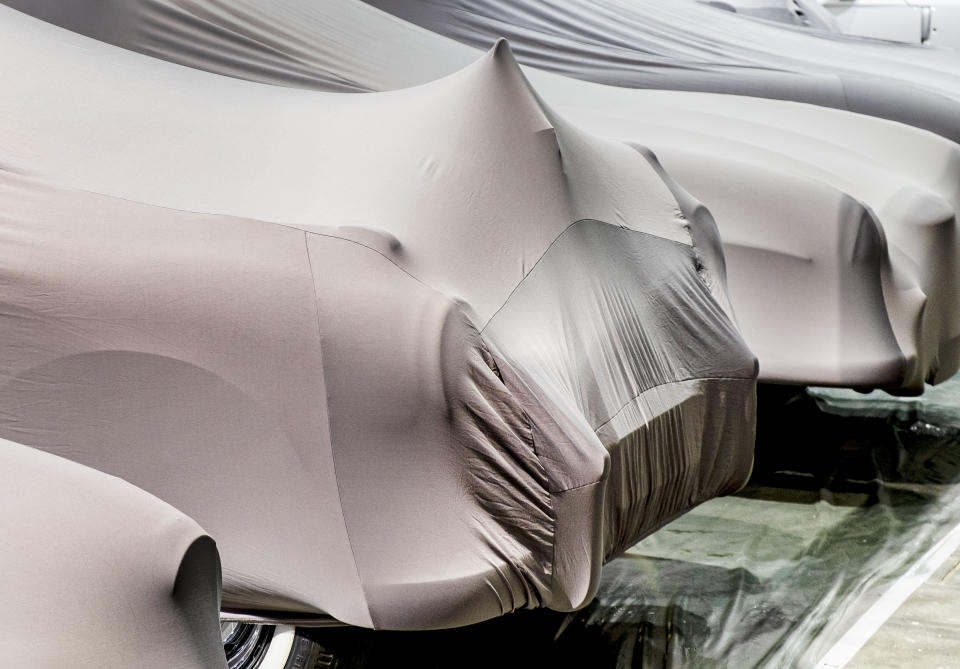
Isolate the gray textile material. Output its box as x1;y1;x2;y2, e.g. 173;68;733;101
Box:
5;1;958;390
0;13;757;631
0;439;226;668
609;113;960;391
7;0;959;138
361;0;960;141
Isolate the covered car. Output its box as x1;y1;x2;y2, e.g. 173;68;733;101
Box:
6;0;957;390
0;7;756;633
8;0;960;142
364;0;960;143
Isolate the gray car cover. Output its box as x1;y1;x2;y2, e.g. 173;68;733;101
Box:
6;0;960;142
6;0;957;391
556;92;960;391
0;439;226;668
364;0;960;143
0;9;756;630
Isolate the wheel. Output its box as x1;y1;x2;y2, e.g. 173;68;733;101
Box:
221;622;292;669
221;622;346;669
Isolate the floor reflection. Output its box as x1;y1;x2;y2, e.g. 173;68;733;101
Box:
300;386;960;667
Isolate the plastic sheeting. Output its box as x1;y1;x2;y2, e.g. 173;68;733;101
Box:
275;388;960;667
812;373;960;431
0;7;756;631
0;439;226;669
4;1;958;391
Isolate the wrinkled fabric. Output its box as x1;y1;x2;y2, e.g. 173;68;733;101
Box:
8;0;960;140
0;439;226;668
4;1;957;390
0;13;756;630
363;0;960;140
281;389;960;666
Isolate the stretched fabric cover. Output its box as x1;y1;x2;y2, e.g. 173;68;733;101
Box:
559;95;960;391
0;12;756;629
0;439;226;668
364;0;960;142
6;0;960;142
4;2;957;390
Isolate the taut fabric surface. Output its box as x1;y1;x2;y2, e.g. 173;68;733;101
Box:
0;439;226;668
364;0;960;142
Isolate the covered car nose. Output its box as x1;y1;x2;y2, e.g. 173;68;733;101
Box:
0;439;226;669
